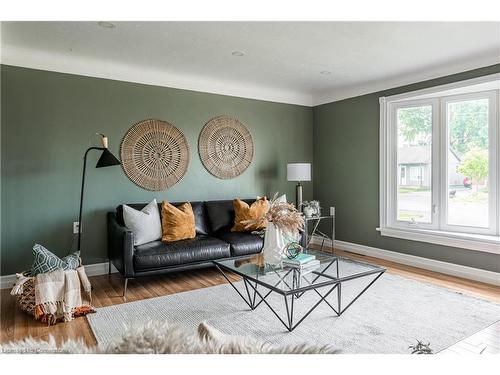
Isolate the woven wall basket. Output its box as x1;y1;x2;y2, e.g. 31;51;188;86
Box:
120;119;190;191
198;116;254;179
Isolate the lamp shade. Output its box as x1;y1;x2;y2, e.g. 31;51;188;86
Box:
287;163;311;182
96;148;121;168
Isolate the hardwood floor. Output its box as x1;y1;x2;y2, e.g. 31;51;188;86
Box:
440;320;500;354
0;267;240;347
1;247;499;349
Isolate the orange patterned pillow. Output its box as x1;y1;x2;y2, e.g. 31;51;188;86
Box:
161;201;196;242
231;198;269;232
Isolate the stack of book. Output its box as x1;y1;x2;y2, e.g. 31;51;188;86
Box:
282;253;320;272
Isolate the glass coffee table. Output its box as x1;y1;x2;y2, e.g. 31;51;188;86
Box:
213;250;385;332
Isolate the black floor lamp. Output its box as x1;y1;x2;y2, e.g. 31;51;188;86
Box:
78;134;121;252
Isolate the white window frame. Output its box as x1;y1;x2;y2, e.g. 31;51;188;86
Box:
379;73;500;255
387;98;439;231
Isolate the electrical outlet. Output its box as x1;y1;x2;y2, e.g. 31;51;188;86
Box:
73;221;80;234
330;207;335;216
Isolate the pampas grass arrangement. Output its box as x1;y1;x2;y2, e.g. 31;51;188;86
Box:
266;193;304;235
244;193;304;235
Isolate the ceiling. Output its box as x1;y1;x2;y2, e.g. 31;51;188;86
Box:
1;22;499;106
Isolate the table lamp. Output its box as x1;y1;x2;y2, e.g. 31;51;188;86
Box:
287;163;311;211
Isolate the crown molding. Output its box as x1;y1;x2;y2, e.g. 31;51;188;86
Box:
2;44;498;108
0;45;313;107
311;54;500;106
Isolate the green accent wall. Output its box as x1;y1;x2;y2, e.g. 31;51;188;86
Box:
313;64;500;273
2;63;499;277
0;65;313;275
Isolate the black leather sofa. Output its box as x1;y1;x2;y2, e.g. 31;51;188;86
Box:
107;199;263;298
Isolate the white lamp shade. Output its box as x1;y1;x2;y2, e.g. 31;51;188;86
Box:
287;163;311;182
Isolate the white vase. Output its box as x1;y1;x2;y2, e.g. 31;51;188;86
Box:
262;222;285;266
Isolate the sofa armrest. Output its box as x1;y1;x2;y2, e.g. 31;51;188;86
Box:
107;212;135;278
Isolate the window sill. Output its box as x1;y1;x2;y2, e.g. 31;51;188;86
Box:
377;227;500;255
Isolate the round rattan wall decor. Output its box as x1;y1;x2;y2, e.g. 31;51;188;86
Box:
120;119;190;191
198;116;254;179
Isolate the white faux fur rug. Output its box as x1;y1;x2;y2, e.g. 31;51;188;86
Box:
1;321;335;354
87;272;500;354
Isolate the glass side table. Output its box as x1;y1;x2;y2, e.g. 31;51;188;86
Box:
301;210;335;252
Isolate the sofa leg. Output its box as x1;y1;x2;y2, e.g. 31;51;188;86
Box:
123;278;129;301
108;260;112;276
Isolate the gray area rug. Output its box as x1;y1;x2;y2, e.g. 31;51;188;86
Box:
87;272;500;353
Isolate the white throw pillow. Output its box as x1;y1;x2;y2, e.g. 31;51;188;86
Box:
123;199;162;246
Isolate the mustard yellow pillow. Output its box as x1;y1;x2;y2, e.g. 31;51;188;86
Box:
231;198;269;232
161;201;196;242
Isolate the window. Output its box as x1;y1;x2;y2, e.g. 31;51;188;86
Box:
395;103;435;225
379;74;500;254
444;96;492;230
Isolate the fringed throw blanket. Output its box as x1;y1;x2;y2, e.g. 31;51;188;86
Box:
11;267;95;325
34;267;95;324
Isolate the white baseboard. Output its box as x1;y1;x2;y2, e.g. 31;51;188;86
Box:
310;236;500;286
0;262;118;290
84;262;119;277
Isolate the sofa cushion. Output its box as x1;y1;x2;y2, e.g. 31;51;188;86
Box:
231;198;269;232
190;202;210;235
214;232;263;257
123;199;162;246
161;201;196;242
117;201;209;236
133;235;230;271
205;199;255;233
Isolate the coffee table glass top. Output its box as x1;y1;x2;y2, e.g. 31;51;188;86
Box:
214;250;385;295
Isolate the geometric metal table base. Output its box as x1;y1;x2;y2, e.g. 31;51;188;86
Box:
215;261;385;332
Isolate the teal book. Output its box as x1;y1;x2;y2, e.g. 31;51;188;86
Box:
282;253;316;265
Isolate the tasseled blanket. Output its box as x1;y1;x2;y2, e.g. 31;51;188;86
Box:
11;267;95;325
